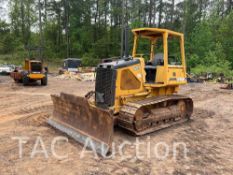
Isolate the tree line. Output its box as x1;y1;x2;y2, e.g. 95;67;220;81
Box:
0;0;232;76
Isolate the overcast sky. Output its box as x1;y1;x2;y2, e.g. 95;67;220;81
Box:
0;0;9;22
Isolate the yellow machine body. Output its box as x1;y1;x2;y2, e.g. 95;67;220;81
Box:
11;59;47;86
49;28;193;156
112;28;187;113
24;60;46;80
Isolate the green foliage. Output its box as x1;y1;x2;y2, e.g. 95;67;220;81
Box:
191;43;232;76
81;53;99;67
187;21;214;60
187;10;233;76
0;0;232;78
215;12;233;68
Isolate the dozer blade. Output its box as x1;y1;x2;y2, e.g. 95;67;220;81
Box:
48;93;114;156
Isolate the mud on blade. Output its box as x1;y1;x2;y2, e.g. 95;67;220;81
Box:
48;93;114;156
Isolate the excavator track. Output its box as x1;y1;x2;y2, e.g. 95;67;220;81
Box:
118;95;193;135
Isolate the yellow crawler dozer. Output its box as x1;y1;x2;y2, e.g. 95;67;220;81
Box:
48;28;193;156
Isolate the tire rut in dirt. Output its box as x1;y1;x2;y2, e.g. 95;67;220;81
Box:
0;93;52;126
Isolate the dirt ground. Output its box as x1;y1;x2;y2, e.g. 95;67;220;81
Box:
0;75;232;175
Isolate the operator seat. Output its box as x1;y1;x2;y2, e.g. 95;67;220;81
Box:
145;53;164;83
